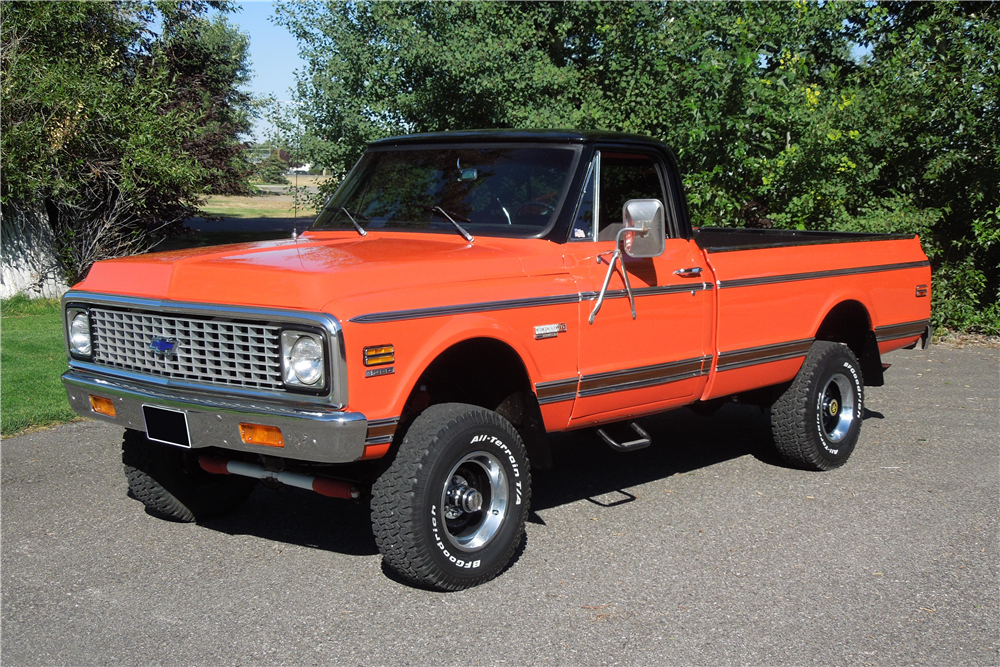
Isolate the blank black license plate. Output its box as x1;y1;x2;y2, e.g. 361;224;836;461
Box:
142;405;191;448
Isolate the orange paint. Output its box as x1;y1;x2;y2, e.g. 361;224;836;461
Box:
68;133;931;462
72;226;930;443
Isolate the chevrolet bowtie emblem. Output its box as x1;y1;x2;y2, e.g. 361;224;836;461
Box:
149;336;178;358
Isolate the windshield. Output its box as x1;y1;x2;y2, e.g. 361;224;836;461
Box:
311;145;579;237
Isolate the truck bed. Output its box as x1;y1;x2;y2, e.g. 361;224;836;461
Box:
693;229;931;401
693;227;915;253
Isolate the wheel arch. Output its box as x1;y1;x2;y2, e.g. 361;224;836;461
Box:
407;335;535;412
813;299;884;386
385;329;553;471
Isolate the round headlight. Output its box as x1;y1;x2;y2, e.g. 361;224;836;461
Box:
69;312;92;355
290;336;323;386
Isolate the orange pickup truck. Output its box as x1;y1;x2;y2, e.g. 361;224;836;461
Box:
62;130;931;590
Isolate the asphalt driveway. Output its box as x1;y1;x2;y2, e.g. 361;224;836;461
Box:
2;345;997;666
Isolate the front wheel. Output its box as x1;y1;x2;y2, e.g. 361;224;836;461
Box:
769;341;865;470
371;403;530;590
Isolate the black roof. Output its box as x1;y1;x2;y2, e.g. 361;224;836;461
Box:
370;128;667;148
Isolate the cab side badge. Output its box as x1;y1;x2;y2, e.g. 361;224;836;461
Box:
534;323;567;340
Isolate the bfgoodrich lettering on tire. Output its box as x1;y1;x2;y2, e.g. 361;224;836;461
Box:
371;403;531;591
770;341;865;471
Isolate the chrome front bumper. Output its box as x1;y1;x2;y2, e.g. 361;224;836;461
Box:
63;369;369;463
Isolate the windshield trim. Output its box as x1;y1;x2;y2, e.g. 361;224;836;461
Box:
310;142;583;240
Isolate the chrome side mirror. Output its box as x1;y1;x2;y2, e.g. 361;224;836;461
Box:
588;199;667;325
621;199;666;259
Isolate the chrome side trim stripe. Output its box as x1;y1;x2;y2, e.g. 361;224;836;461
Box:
580;282;714;301
365;416;400;445
535;378;579;405
351;283;713;324
577;356;712;398
717;260;930;290
353;258;927;322
875;319;931;343
351;294;581;324
716;338;814;372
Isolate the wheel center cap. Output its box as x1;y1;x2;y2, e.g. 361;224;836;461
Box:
447;477;484;514
828;399;839;416
460;488;483;513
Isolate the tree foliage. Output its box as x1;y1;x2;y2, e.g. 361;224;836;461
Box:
1;0;255;283
275;1;998;333
253;155;290;185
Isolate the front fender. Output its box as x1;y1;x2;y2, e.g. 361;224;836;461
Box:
340;309;579;424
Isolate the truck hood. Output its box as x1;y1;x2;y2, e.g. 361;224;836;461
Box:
77;232;554;317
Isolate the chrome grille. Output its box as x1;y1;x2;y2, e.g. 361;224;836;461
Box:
89;308;284;390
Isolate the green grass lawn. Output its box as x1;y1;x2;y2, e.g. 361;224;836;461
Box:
1;295;78;436
0;225;285;434
200;194;319;219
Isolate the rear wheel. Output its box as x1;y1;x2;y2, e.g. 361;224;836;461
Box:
122;429;256;522
371;403;530;591
770;341;865;470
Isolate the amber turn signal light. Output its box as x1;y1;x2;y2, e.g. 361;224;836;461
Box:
239;423;284;447
363;344;394;366
89;395;116;417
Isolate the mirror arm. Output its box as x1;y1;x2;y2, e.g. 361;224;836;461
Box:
589;249;621;324
588;224;646;324
619;256;637;320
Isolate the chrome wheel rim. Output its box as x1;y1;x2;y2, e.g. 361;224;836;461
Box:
819;374;855;443
440;451;507;551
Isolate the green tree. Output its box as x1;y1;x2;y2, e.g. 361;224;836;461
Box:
1;0;255;285
850;3;1000;331
253;154;290;185
274;0;997;332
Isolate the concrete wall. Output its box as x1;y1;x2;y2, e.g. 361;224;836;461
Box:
1;208;69;299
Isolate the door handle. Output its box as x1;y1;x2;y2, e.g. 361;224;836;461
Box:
674;267;703;278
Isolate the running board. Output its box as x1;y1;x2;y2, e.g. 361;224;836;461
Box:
597;422;652;452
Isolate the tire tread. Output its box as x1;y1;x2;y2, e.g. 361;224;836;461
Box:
770;341;863;471
371;403;530;591
122;430;256;522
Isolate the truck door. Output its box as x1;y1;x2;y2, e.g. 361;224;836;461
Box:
563;149;714;425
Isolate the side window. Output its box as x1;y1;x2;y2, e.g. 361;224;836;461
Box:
569;158;596;240
597;152;665;242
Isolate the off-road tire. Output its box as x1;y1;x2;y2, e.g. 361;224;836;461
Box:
371;403;531;591
122;429;257;522
770;341;865;471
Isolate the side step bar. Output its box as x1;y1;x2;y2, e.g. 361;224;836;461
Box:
199;456;360;499
596;422;652;452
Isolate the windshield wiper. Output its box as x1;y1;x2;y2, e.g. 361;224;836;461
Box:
410;203;474;243
329;206;368;237
497;198;512;225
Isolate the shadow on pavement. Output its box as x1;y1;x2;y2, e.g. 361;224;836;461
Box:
532;403;781;517
201;483;379;556
196;403;780;558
